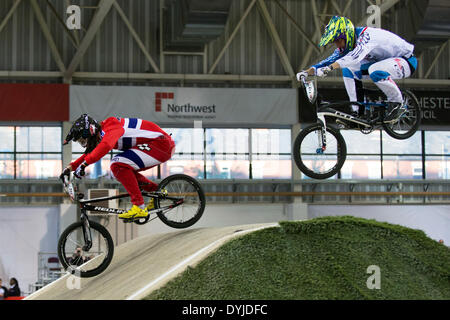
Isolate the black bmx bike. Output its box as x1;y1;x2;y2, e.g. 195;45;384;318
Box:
293;75;421;179
58;173;206;278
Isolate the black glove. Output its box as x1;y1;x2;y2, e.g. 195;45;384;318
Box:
59;167;71;182
74;161;88;179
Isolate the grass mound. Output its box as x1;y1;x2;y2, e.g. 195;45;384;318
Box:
145;216;450;300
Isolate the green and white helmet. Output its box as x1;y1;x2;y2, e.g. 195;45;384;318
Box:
319;16;355;53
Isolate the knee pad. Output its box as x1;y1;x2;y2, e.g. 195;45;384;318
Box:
369;70;391;83
342;68;354;79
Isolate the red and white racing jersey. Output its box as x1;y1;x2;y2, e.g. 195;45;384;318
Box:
71;117;172;169
112;117;168;150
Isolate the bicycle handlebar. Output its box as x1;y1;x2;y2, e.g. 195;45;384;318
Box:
299;74;308;86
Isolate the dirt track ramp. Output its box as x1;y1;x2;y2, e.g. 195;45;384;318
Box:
25;223;277;300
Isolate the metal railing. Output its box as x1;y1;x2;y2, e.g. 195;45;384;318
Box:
0;178;449;205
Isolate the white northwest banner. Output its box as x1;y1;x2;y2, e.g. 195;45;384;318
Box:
70;85;297;126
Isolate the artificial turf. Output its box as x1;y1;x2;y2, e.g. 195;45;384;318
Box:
145;216;450;300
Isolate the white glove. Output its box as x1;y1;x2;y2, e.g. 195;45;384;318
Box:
316;66;331;77
296;71;309;81
74;161;87;179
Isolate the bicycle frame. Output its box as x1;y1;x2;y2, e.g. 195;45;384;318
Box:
78;191;184;217
63;176;184;249
300;75;393;132
316;100;386;129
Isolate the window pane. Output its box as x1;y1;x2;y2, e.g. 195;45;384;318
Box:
16;127;33;152
160;154;204;179
16;127;42;152
425;131;450;155
425;156;450;179
16;154;62;179
206;154;249;179
43;127;62;152
0;127;14;152
382;131;421;154
340;155;381;179
0;154;14;178
252;129;291;154
382;156;423;179
164;128;203;154
252;154;291;179
15;127;61;152
206;129;248;154
341;130;381;154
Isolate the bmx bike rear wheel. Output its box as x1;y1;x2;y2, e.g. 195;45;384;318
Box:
383;90;421;140
155;174;206;229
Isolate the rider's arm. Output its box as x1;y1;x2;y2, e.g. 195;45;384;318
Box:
84;117;125;165
306;49;342;75
69;154;86;171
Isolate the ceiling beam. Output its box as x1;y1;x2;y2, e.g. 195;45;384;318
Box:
208;0;257;74
330;0;343;15
2;71;449;89
113;1;160;73
273;0;320;55
424;40;449;79
0;71;62;78
64;0;115;83
342;0;353;16
30;0;66;73
299;0;330;70
0;0;21;35
257;0;294;78
45;0;79;48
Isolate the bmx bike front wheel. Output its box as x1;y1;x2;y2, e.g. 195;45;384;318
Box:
57;221;114;278
293;124;347;179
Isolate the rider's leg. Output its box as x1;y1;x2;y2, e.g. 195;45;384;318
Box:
342;68;360;113
368;58;412;101
342;64;372;114
338;69;364;129
134;171;158;192
133;137;176;210
111;162;145;207
111;148;162;218
111;137;175;218
368;58;413;122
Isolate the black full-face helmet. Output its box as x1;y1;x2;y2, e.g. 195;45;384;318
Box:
64;114;101;153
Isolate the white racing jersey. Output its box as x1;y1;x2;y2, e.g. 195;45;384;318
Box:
336;27;415;69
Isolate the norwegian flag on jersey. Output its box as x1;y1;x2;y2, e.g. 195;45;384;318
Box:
111;117;169;150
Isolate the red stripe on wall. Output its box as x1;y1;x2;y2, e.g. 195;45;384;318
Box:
0;84;69;121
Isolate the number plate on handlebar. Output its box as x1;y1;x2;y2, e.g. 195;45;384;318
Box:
63;175;76;201
304;80;317;105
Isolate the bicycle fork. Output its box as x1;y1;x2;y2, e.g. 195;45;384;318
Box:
80;210;93;252
316;113;327;154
